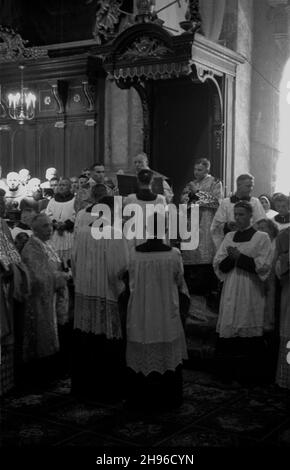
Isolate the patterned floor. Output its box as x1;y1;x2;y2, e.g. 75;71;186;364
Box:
1;366;290;451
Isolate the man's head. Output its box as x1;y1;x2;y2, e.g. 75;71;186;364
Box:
79;174;89;189
90;163;105;184
19;169;31;185
257;218;279;240
82;168;91;178
133;153;149;173
27;178;41;195
15;232;29;253
194;158;210;181
70;176;79;194
58;178;71;196
49;177;59;194
273;193;289;216
31;214;53;242
7;172;20;190
91;183;108;203
236;173;254;198
137;169;154;188
234;200;253;230
21;207;37;226
45;167;58;181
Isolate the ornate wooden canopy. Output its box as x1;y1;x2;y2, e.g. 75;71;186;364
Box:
103;22;196;83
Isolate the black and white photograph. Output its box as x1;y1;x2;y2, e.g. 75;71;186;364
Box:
0;0;289;466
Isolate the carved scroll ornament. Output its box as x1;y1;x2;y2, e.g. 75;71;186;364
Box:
119;36;173;62
0;26;48;63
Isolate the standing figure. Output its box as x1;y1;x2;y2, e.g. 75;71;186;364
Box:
89;162;115;194
0;165;7;192
272;193;290;231
126;213;188;410
45;178;76;266
133;152;173;203
259;194;277;219
70;176;79;195
21;214;67;381
5;172;25;212
72;196;129;400
0;198;25;395
40;167;59;190
18;169;31;189
275;227;290;389
123;169;167;248
180;158;223;305
211;173;265;250
213;201;272;383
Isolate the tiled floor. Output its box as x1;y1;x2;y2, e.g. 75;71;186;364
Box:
1;366;290;450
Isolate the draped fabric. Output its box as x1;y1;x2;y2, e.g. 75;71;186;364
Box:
73;222;129;339
199;0;226;42
72;221;129;399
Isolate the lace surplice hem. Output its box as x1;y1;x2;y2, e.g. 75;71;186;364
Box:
74;293;122;340
126;337;188;376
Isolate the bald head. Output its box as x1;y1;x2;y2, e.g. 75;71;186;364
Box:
133;153;149;173
7;172;20;190
45;168;58;181
31;214;52;241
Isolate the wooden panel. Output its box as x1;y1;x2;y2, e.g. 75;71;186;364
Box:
12;125;37;174
0;55;104;181
65;120;96;177
37;123;65;179
0;127;12;176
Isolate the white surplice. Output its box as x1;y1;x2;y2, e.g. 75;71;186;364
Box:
213;230;272;338
126;247;188;376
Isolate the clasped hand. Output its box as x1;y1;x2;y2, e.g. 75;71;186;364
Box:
227;246;240;260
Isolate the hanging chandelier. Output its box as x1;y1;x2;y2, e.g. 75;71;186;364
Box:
7;65;36;125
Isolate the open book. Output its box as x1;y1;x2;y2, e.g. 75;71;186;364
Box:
117;174;164;197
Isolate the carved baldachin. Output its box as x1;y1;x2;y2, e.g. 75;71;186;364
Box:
120;36;173;61
0;25;48;62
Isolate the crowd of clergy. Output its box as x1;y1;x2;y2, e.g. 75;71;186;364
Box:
0;154;289;409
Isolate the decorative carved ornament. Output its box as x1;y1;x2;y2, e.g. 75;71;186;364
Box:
103;19;195;82
82;81;94;111
110;62;192;82
119;36;173;62
193;64;223;116
93;0;123;45
180;0;202;33
0;26;48;63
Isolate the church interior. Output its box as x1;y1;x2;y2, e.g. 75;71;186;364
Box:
0;0;290;461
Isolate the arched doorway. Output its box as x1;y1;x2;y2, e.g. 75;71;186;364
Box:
150;72;223;199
